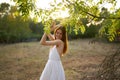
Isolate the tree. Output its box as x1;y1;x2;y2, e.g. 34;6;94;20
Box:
12;0;120;41
0;2;10;13
0;3;32;43
0;2;10;18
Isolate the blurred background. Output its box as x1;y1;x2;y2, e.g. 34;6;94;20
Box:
0;0;120;80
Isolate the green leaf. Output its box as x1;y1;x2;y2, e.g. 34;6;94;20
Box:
80;25;85;34
57;3;62;6
54;0;56;3
73;29;78;35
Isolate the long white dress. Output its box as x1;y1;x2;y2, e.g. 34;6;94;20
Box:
40;45;65;80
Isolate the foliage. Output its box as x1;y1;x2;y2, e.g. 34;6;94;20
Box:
99;8;120;41
11;0;120;42
0;2;10;13
0;14;31;43
67;18;100;39
0;3;32;43
1;0;120;42
13;0;36;19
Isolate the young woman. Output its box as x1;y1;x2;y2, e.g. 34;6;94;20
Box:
39;22;68;80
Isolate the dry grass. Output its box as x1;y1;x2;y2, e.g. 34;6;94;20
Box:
0;39;120;80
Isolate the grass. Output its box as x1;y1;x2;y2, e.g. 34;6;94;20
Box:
0;39;120;80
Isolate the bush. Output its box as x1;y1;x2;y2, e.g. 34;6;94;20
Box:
67;25;100;40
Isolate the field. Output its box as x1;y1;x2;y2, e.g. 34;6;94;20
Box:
0;39;120;80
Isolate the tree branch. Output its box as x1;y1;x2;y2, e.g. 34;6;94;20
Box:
82;9;120;20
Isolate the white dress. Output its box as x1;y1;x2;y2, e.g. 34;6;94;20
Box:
40;45;65;80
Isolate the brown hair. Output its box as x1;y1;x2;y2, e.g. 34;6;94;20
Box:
54;25;68;54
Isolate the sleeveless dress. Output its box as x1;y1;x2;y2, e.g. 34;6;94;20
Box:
40;45;65;80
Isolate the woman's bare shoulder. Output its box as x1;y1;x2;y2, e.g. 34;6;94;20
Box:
54;39;64;45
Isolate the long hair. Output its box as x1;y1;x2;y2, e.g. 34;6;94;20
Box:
54;25;68;55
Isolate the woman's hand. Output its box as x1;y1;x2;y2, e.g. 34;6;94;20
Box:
50;21;56;32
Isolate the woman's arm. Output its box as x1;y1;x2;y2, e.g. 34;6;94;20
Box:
47;34;55;41
40;33;62;46
46;21;57;41
40;21;62;46
40;33;47;45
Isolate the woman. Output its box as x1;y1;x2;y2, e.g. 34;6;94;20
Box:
39;22;68;80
